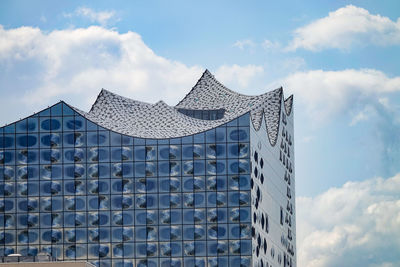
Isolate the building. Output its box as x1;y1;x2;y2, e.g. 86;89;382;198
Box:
0;254;94;267
0;253;94;267
0;70;295;267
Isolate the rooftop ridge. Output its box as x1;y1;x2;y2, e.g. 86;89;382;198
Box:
73;70;291;140
177;70;278;108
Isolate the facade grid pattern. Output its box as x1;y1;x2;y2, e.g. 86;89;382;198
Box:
0;102;252;267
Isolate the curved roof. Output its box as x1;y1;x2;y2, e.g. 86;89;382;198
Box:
72;70;292;142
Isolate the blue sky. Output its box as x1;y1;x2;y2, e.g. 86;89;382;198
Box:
1;1;400;266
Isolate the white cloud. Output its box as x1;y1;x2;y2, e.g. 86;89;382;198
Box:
274;68;400;174
262;39;280;50
233;39;256;50
378;97;390;109
277;69;400;122
288;5;400;51
297;173;400;267
349;106;376;126
234;39;281;51
279;57;306;72
215;64;264;89
0;25;202;125
349;109;368;125
65;7;118;26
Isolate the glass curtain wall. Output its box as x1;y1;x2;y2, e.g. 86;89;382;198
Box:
0;102;251;267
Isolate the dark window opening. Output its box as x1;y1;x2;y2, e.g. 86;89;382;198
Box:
177;108;225;120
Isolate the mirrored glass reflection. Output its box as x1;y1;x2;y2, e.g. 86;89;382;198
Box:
160;210;170;224
184;241;194;256
17;149;37;164
170;161;180;176
65;229;76;242
160;243;171;256
230;240;241;254
208;225;227;239
65;245;77;259
113;243;123;257
145;146;156;161
145;162;156;177
169;145;181;160
230;208;241;222
17;166;27;180
194;209;205;223
27;198;38;212
88;147;98;162
26;214;38;227
183;161;193;175
4;215;15;228
111;163;122;178
146;227;157;241
4;166;15;181
146;242;157;256
2;183;14;197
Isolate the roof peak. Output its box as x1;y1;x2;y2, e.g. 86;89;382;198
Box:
155;100;168;107
203;69;213;76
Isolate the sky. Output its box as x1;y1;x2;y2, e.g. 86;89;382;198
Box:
0;0;400;266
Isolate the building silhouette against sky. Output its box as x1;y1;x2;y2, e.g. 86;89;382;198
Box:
0;70;295;267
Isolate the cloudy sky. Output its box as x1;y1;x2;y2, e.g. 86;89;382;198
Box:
1;0;399;266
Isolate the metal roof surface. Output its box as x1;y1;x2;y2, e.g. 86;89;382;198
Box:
72;70;292;144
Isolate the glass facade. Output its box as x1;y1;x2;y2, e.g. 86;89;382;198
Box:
0;102;252;267
176;109;225;121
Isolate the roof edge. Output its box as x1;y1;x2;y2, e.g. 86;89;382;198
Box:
89;88;106;113
284;94;294;116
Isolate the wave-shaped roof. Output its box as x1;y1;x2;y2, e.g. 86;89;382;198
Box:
73;70;292;143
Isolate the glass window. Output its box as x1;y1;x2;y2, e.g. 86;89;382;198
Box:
4;124;15;134
62;103;74;116
111;132;121;146
16;119;27;133
134;146;145;161
86;120;98;131
215;127;226;142
238;113;250;126
1;134;14;149
194;133;204;143
98;131;109;146
27;117;39;132
16;134;38;148
206;129;216;143
227;118;238;127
